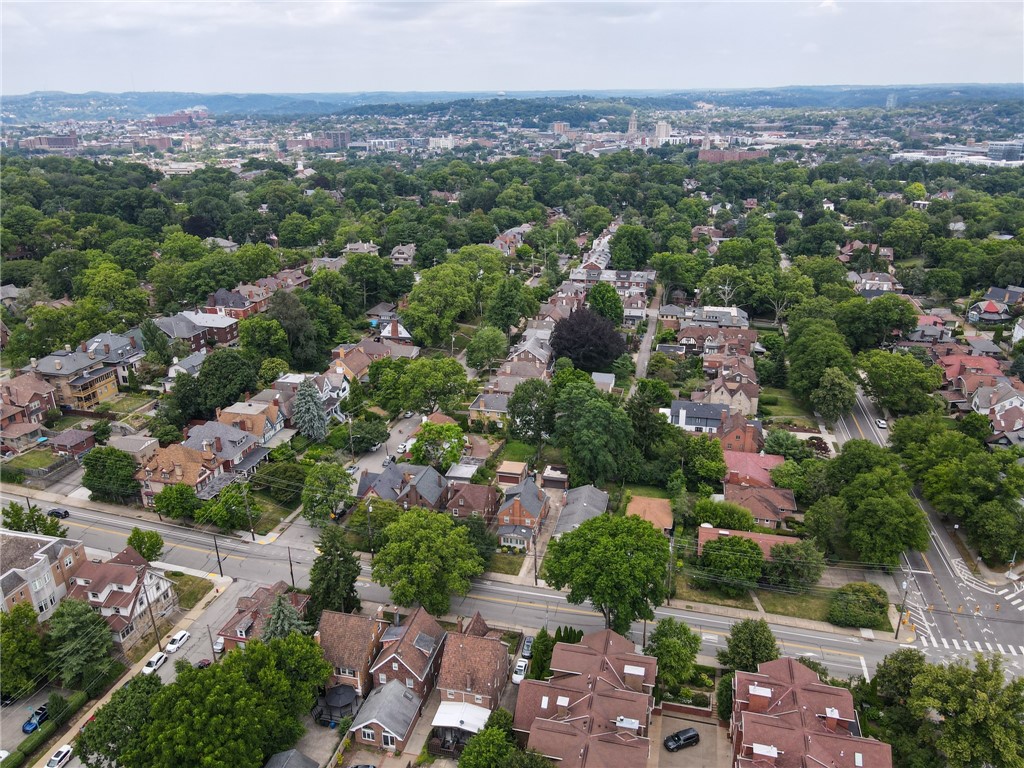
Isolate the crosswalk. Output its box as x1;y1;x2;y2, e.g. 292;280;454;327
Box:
919;636;1024;656
996;586;1024;612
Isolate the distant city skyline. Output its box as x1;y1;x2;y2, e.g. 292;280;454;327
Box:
2;1;1021;96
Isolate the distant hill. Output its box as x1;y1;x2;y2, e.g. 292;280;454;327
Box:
1;84;1020;123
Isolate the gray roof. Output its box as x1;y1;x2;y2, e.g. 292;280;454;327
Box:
1;532;81;596
209;288;249;308
183;421;257;461
350;680;422;740
967;338;1002;355
358;463;432;503
263;750;318;768
500;478;546;518
556;484;609;536
170;350;208;376
670;399;729;429
154;313;202;340
470;393;509;414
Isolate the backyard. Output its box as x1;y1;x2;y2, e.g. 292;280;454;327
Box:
165;571;215;610
109;393;156;415
5;449;63;471
759;386;818;430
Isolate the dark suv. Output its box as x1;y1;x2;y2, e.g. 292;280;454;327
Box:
48;508;70;519
522;636;534;659
664;727;700;751
23;704;49;734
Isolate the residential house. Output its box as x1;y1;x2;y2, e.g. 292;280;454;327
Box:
367;302;397;322
204;237;239;253
567;267;655;299
84;330;146;388
356;463;450;510
378;318;413;345
204;288;255;319
369;606;447;698
730;658;892;768
218;399;286;446
848;271;904;296
554;485;609;538
389;244;417;268
0;283;23;309
0;420;44;453
24;346;120;409
661;400;730;434
696;373;760;416
513;629;657;768
342;241;380;257
0;531;86;622
719;413;765;454
592;372;615;393
272;267;310;292
106;435;158;465
972;380;1024;418
723;484;798;529
164;349;208;391
939;354;1003;387
182;421;268;477
315;608;389;698
331;338;420;383
508;332;553;369
0;372;57;425
217;581;310;652
1013;317;1024;347
437;632;510;711
723;450;784;488
966;337;1003;358
263;750;318;768
988;406;1024;448
349;680;423;754
682;306;749;329
274;372;349;422
179;310;240;346
968;299;1011;324
626;495;673;536
469;393;510;426
495;461;528;485
445;483;499;523
66;546;174;649
235;283;272;313
837;240;893;265
622;294;647;327
49;428;95;458
496;478;550;550
983;284;1024;305
136;443;226;506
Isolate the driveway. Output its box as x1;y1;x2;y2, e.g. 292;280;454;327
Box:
1;686;66;756
654;713;729;768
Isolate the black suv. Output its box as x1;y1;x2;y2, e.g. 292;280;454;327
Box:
48;508;70;519
664;727;700;751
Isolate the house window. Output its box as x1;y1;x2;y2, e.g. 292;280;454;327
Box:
382;733;396;749
113;607;121;615
337;666;356;677
447;690;455;699
452;510;459;517
361;727;376;742
406;678;414;689
90;592;99;599
392;662;399;671
379;672;387;685
64;556;73;568
503;516;510;524
474;694;483;704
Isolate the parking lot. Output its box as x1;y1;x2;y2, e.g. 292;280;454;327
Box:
655;712;729;768
1;685;70;756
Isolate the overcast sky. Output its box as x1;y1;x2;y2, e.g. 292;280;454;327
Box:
2;1;1021;95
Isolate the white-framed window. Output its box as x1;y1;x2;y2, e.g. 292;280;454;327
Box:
382;733;396;749
475;694;483;704
65;555;73;567
447;690;455;699
379;672;387;685
361;727;375;742
338;666;356;677
406;678;414;689
392;662;399;671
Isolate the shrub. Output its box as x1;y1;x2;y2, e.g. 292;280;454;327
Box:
716;672;735;720
827;582;890;630
86;661;126;698
691;692;711;708
3;750;27;767
16;719;57;756
47;691;71;727
759;394;779;406
0;464;25;485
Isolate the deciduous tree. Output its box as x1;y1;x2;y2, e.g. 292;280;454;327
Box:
466;326;508;372
587;281;624;326
0;602;47;699
809;366;857;424
77;673;163;768
696;535;764;597
550;308;626;373
644;618;702;696
717;618;779;672
763;540;826;591
82;447;140;503
409;421;465;471
301;463;353;527
1;501;68;536
49;598;114;688
154;483;203;520
127;527;164;561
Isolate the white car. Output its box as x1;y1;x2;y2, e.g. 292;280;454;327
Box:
512;658;529;685
142;651;168;674
165;630;190;653
46;745;74;768
875;418;888;430
213;636;225;654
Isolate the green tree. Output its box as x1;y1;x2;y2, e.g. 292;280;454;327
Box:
787;321;855;401
716;672;735;721
763;429;813;461
342;251;394;311
755;268;815;324
197;482;252;531
858;350;942;415
550;308;627;372
874;648;929;706
238;316;290;364
809;366;857;424
1;501;68;536
196;349;258;415
466;325;509;372
690;499;755;531
678;432;727;491
610;224;654;270
762;540;826;591
526;626;555;680
543;514;670;634
803;495;847;556
338;418;390;455
141;318;172;366
587;281;624;326
371;507;484;616
92;419;112;444
49;598;114;688
459;726;518;768
644;618;702;696
401;356;471;414
409;421;465;471
154;483;203;520
555;384;635;485
841;468;929;566
506;378;552;448
696;535;764;597
402;262;474;347
257;357;290;388
127;527;164;561
82;447;140;503
309;525;362;617
292;378;329;442
827;582;890;629
268;291;321;370
0;602;47;699
76;673;163;768
300;463;353;527
717;618;779;672
486;276;537;333
262;593;311;640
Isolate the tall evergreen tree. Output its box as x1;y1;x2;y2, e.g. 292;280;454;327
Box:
308;526;362;616
292;378;328;442
262;594;311;640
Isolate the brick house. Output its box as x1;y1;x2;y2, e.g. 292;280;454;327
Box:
153;313;208;353
723;450;784;488
217;399;286;446
723;484;798;529
445;483;499;523
204;288;255;319
495;478;550;550
48;428;95;458
436;632;510;711
0;372;57;425
136;443;224;507
719;413;764;453
216;581;311;652
1;531;86;622
315;608;390;698
179;311;240;346
696;525;800;559
66;546;174;649
349;680;423;754
369;607;447;699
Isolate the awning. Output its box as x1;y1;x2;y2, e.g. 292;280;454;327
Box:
431;701;490;735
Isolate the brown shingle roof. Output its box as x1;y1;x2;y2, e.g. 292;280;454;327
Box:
723;484;797;526
371;606;446;681
135;443;217;487
219;581;310;641
317;610;387;670
436;633;509;699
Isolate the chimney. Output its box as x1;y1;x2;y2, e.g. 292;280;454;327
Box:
214;436;222;453
556;695;570;718
208;293;216;305
312;630;321;646
88;350;96;360
80;341;87;352
245;392;250;401
54;361;62;370
182;427;189;440
173;462;183;479
824;706;840;732
103;343;111;354
215;407;221;418
202;440;212;452
748;684;772;713
65;344;72;352
172;357;179;365
30;357;37;368
622;664;645;693
456;616;464;634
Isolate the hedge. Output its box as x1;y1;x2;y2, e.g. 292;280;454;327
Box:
827;582;890;630
3;750;27;767
16;719;57;756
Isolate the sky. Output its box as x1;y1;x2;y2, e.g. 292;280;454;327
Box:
2;1;1021;95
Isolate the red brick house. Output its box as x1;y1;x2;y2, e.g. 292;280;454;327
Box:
49;428;95;458
437;632;510;711
723;450;784;488
216;581;310;652
315;608;389;698
719;413;764;453
0;372;57;425
369;607;447;699
723;484;798;529
445;483;499;523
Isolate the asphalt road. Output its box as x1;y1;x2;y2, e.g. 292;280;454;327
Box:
833;391;1024;674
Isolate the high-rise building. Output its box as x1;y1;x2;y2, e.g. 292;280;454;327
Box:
655;121;671;143
988;140;1024;162
551;121;570;135
627;111;638;135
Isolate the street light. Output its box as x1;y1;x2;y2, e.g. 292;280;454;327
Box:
894;580;909;641
367;502;373;561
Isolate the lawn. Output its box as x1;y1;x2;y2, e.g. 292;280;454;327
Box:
674;569;756;611
760;386;818;429
165;571;214;610
6;449;61;471
249;490;300;535
110;393;155;415
51;415;85;431
489;552;525;576
501;440;536;463
619;484;671;500
755;589;832;622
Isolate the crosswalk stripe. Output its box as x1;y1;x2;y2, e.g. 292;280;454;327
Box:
920;637;929;648
941;638;949;649
1010;597;1023;605
976;642;984;651
998;588;1009;595
998;644;1006;653
986;642;995;651
952;639;960;649
1009;645;1018;656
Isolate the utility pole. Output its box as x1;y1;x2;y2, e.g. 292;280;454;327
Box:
212;535;224;578
367;503;373;561
894;580;909;641
242;483;255;541
533;529;538;586
145;592;163;652
287;547;296;588
207;625;217;658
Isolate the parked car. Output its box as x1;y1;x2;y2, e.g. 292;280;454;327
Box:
46;745;74;768
346;465;360;476
47;508;70;519
165;630;190;653
522;636;534;659
22;704;48;733
1;692;16;707
512;658;529;685
195;659;212;669
1;749;10;762
142;652;169;674
664;727;700;751
213;636;225;654
403;411;414;419
875;418;888;430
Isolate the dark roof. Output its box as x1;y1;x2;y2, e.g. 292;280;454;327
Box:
317;610;387;671
50;428;93;447
500;478;547;518
349;680;421;740
556;485;609;536
209;288;250;308
154;313;202;339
